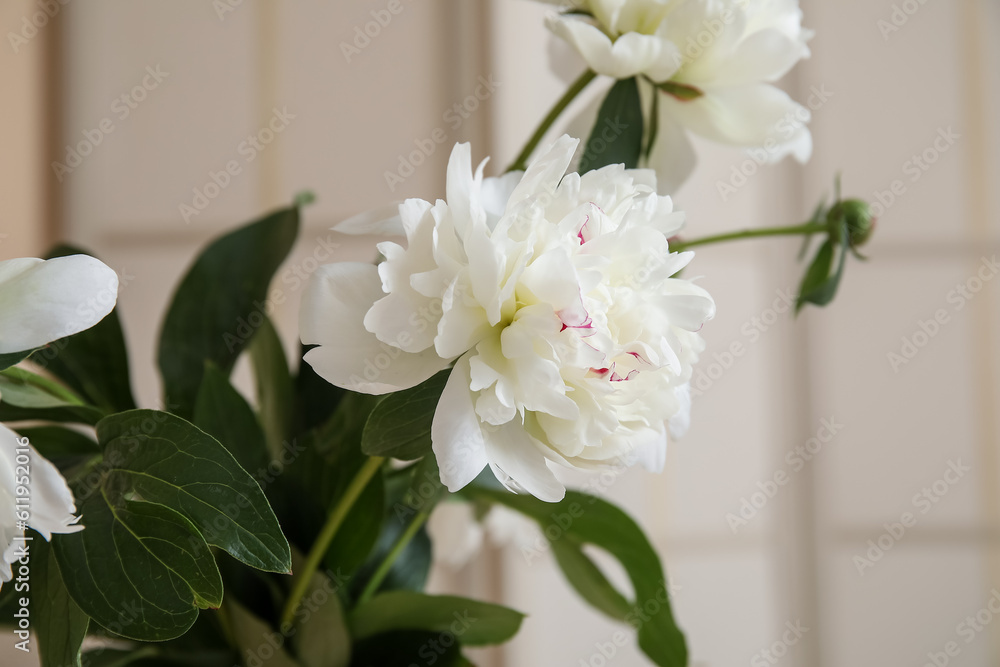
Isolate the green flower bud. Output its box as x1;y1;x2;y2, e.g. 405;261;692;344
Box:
828;199;874;247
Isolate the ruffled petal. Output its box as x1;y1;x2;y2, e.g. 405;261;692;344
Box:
432;354;489;492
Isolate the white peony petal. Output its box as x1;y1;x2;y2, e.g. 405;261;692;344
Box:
668;382;692;439
0;255;119;354
645;98;698;194
485;422;566;503
432;354;489;492
300;263;449;394
506;136;579;211
546;16;679;82
331;202;406;236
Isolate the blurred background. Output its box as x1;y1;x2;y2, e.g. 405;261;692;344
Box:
2;0;999;665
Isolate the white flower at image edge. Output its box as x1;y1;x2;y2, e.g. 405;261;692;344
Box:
542;0;814;192
0;254;120;583
301;136;715;502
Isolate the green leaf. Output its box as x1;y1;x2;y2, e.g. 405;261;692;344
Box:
225;598;301;667
579;77;644;173
550;538;632;620
467;488;687;667
797;233;848;312
290;553;351;667
0;348;36;372
14;426;100;473
349;591;524;646
39;241;137;413
295;344;345;435
249;316;295;455
53;496;223;641
95;409;292;573
0;368;104;425
34;538;90;667
361;371;449;460
194;363;270;475
349;630;464;667
158;206;300;418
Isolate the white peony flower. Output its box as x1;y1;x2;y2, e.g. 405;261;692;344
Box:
0;425;84;583
0;255;120;354
542;0;814;192
0;253;118;583
301;136;714;502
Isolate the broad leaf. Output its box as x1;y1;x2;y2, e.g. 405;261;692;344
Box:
361;370;449;460
291;551;351;667
94;410;291;573
37;244;136;413
34;538;89;667
349;630;463;667
194;363;270;475
0;348;35;372
14;426;101;460
158;206;300;418
226;598;301;667
550;539;632;620
579;77;644;173
53;497;223;641
295;344;345;435
0;368;103;425
349;591;524;646
249;316;295;455
468;488;687;667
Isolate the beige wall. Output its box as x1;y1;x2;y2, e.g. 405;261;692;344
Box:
2;1;999;665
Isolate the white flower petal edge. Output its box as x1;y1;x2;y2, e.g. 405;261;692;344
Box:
541;0;813;192
301;135;715;502
0;255;119;354
0;424;83;584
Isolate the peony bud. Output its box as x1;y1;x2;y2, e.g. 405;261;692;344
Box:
828;199;874;248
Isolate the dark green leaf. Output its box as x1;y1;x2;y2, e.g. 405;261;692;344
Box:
349;630;463;667
550;539;633;620
349;591;524;646
797;233;849;312
361;371;449;460
158;206;300;418
295;344;345;435
467;487;686;667
290;552;351;667
0;368;103;425
194;363;270;475
53;496;222;641
249;316;295;455
579;77;644;173
33;538;90;667
95;409;291;573
14;426;100;460
0;348;36;372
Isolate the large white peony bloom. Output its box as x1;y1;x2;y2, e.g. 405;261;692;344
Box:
0;254;119;583
301;136;714;502
542;0;814;192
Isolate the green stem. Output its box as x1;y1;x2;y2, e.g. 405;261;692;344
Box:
356;506;433;605
506;69;598;173
279;455;385;629
3;367;87;405
670;222;829;252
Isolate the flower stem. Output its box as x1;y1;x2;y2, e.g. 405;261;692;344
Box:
670;222;829;252
356;505;433;605
279;455;385;629
506;69;598;173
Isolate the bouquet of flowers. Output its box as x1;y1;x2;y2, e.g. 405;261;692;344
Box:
0;1;872;665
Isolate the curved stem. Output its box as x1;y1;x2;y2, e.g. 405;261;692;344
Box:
280;455;385;629
670;222;829;252
505;69;598;173
356;506;433;605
